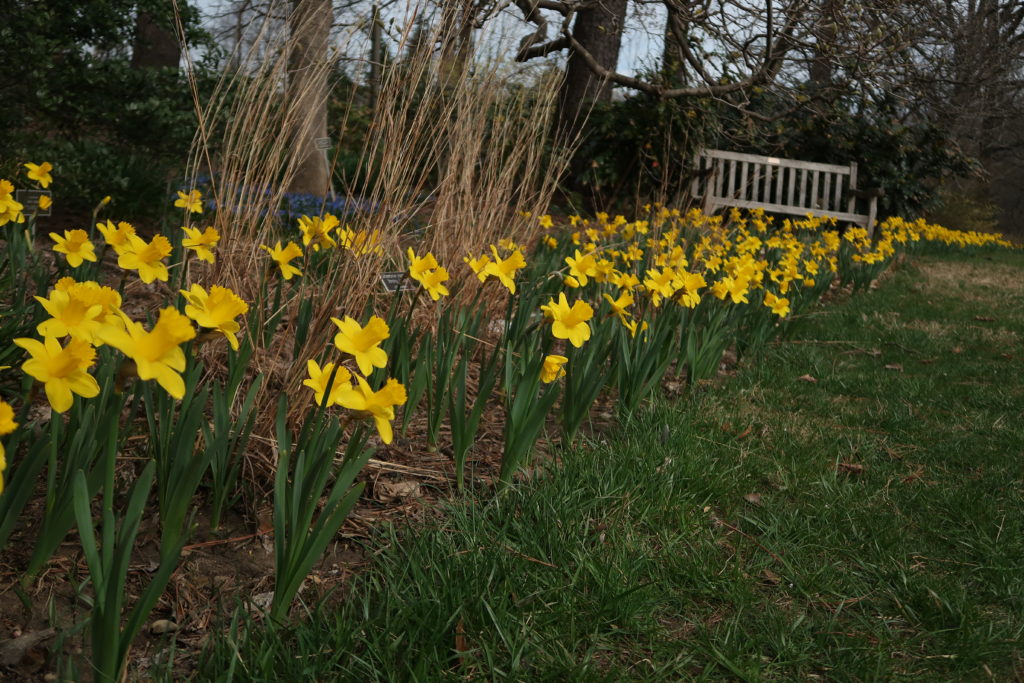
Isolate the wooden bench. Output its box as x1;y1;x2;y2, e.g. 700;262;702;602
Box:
690;149;882;236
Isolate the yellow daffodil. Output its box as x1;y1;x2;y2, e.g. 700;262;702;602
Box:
337;375;407;444
484;246;526;294
24;162;53;188
13;336;100;413
175;189;203;213
540;354;568;383
100;308;196;398
53;279;124;330
338;227;383;255
50;230;97;268
298;214;338;251
180;284;249;350
261;241;303;280
118;234;172;283
38;194;52;210
0;180;25;226
303;360;355;408
542;293;594;348
543;235;558;249
763;292;790;317
676;271;707;309
407;248;440;283
331;315;389;376
35;288;106;343
538;215;554;229
602;291;633;321
622;317;649;338
420;266;450;300
464;253;492;282
96;220;137;254
643;267;679;307
182;226;220;263
0;399;17;494
565;249;598;287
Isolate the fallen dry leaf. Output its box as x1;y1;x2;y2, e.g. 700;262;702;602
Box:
374;479;422;503
838;462;865;475
736;425;753;440
920;358;938;365
973;316;996;322
951;346;963;354
796;374;818;383
743;493;763;506
884;363;903;372
1000;353;1013;360
759;568;781;586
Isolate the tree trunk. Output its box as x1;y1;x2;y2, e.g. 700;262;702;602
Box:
661;8;688;87
131;10;181;69
557;0;629;138
286;0;332;197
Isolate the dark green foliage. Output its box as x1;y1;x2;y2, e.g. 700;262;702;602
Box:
0;1;217;219
569;86;972;219
759;92;976;219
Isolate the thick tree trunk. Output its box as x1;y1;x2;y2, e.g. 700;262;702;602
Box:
661;9;688;87
286;0;332;197
131;10;181;69
557;0;629;138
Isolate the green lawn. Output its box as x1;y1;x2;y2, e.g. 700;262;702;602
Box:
192;249;1024;681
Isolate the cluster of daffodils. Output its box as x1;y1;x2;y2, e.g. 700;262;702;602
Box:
464;241;528;294
535;207;826;340
17;277;247;410
254;212;388;283
1;162;54;226
2;175;249;414
303;315;407;444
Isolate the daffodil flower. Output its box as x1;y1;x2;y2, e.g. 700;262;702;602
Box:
420;266;450;300
542;293;594;348
464;253;492;282
100;308;196;398
297;214;338;251
13;336;100;413
175;189;203;213
407;248;440;283
303;360;355;407
24;162;53;188
96;220;137;255
261;241;303;280
331;315;389;376
602;291;633;321
50;230;97;268
337;376;407;444
182;226;220;263
564;249;598;287
35;288;107;344
540;354;568;383
0;400;19;494
484;246;526;294
118;234;173;283
180;284;249;350
0;179;25;226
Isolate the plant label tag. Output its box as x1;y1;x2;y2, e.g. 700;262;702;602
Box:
314;137;332;150
380;271;416;292
16;189;51;216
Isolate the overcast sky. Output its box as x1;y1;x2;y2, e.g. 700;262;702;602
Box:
196;0;666;79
